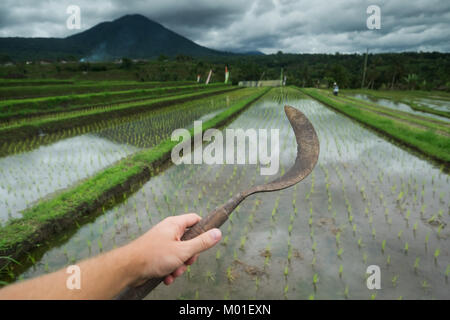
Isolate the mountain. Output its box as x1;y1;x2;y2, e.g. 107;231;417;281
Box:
0;14;230;61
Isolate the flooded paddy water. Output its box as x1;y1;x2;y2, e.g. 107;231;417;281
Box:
10;88;450;299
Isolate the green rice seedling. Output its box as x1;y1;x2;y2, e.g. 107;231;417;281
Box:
239;236;246;250
427;215;436;224
313;273;319;286
344;285;349;299
362;252;368;264
206;271;215;282
437;224;443;237
226;266;234;283
337;248;343;258
336;232;341;245
445;265;450;279
223;235;229;246
420;204;426;216
386;255;391;266
312;241;317;253
414;257;420;272
391;184;397;194
392;275;398;287
311;255;316;267
339;264;343;278
406;209;411;221
434;248;440;261
264;255;270;267
98;239;103;252
216;249;221;260
425;232;430;246
404;242;409;254
422;280;430;289
287;247;292;262
186;266;191;280
372;227;376;239
381;240;386;253
357;238;363;248
308;293;315;300
284;284;289;297
413;222;418;233
371;293;377;300
284;265;289;278
398;230;403;239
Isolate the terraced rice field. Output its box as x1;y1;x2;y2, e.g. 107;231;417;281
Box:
0;87;259;223
349;94;449;123
342;89;450;122
7;87;448;299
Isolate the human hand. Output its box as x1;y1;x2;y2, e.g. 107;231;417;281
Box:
124;213;222;286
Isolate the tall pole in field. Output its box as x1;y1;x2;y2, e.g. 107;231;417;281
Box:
259;71;265;81
206;69;212;85
361;48;368;89
280;68;284;86
224;66;229;84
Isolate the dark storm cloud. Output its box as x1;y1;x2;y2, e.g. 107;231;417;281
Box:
0;0;449;53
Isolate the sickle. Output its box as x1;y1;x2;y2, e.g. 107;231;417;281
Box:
116;105;320;300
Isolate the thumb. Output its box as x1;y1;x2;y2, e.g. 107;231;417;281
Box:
183;228;222;256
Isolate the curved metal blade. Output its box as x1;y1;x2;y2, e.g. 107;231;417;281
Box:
243;105;320;196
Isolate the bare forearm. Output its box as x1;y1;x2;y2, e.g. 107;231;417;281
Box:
0;245;138;300
0;214;220;300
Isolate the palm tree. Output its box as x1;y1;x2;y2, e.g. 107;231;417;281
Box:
404;74;419;90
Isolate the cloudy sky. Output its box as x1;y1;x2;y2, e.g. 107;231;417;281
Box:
0;0;449;53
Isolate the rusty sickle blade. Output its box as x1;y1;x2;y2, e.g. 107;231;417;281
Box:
116;105;320;300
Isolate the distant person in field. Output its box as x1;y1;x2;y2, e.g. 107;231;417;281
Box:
333;82;339;96
0;214;221;300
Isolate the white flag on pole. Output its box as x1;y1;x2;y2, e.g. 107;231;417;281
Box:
225;66;229;84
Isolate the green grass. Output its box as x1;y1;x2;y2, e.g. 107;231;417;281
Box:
0;87;270;268
300;88;450;166
0;79;74;87
0;80;197;100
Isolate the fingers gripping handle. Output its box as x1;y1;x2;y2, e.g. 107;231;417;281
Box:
115;208;230;300
181;207;229;241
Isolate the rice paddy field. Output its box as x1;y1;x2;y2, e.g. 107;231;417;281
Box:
0;86;258;222
342;89;450;122
1;85;448;300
